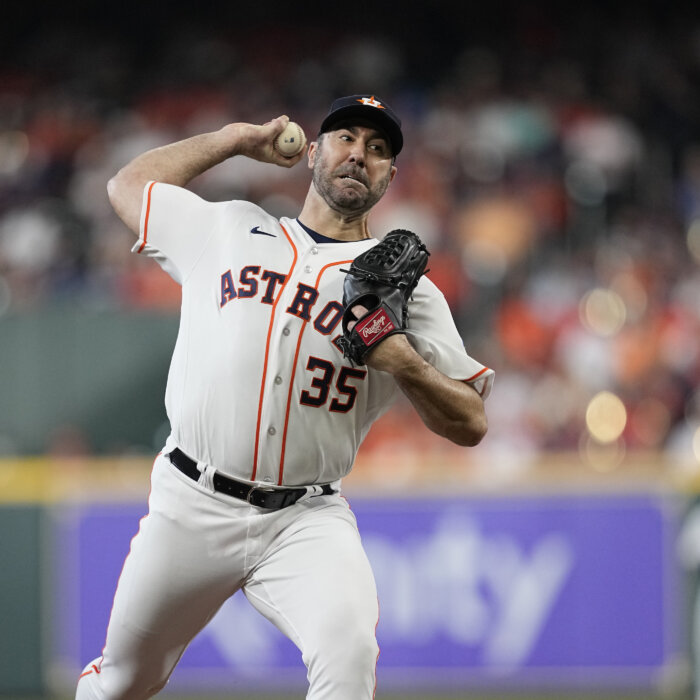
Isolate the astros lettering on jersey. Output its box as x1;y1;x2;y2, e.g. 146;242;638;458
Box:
135;180;494;488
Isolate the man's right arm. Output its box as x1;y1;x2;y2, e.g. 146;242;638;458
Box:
107;116;306;235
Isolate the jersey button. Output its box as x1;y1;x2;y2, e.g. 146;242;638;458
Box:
282;328;290;336
268;426;276;436
263;477;273;483
274;375;283;385
304;265;313;273
311;247;319;255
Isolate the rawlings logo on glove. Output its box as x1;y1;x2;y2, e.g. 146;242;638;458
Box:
357;308;396;343
337;229;430;366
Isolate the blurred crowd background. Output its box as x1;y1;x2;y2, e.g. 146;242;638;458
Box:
2;1;700;468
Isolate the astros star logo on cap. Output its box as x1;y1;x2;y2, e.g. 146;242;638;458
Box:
320;94;402;154
357;96;385;109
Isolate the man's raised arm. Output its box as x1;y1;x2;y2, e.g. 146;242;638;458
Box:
106;116;305;234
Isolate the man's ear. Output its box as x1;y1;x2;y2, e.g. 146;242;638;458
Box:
307;141;318;170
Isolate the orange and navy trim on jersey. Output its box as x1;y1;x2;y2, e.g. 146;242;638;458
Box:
251;223;298;481
277;258;353;485
137;181;157;254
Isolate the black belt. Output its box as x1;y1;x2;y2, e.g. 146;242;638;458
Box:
167;448;335;510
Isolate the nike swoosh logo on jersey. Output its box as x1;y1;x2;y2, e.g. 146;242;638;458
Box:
250;226;276;237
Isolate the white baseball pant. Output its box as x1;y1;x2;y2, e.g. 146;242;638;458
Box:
75;453;380;700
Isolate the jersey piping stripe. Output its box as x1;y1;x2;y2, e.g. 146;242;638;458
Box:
137;181;157;254
462;366;491;396
277;258;354;485
464;367;489;382
251;223;298;481
78;663;101;680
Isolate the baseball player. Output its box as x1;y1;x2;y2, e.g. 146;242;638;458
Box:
77;94;493;700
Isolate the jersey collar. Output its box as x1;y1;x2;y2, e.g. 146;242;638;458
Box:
296;218;364;244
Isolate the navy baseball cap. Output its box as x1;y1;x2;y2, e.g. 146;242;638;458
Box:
319;94;403;156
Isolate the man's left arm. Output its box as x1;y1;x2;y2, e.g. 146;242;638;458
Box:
365;334;488;447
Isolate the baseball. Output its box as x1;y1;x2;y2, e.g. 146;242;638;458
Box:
274;121;306;157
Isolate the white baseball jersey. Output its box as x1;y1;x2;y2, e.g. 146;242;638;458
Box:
133;181;493;487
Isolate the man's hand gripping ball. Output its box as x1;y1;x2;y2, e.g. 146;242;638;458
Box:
338;229;430;366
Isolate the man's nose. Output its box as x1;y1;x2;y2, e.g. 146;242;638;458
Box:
347;142;366;166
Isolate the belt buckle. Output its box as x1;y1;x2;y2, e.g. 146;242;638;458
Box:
246;485;278;508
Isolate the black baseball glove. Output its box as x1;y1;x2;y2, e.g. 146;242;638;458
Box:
337;229;430;365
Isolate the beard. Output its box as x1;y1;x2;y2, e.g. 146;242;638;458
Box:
312;147;392;217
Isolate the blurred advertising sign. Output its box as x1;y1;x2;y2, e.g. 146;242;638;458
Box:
52;494;682;693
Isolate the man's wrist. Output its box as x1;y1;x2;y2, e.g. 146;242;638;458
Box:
365;334;423;375
213;125;245;159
